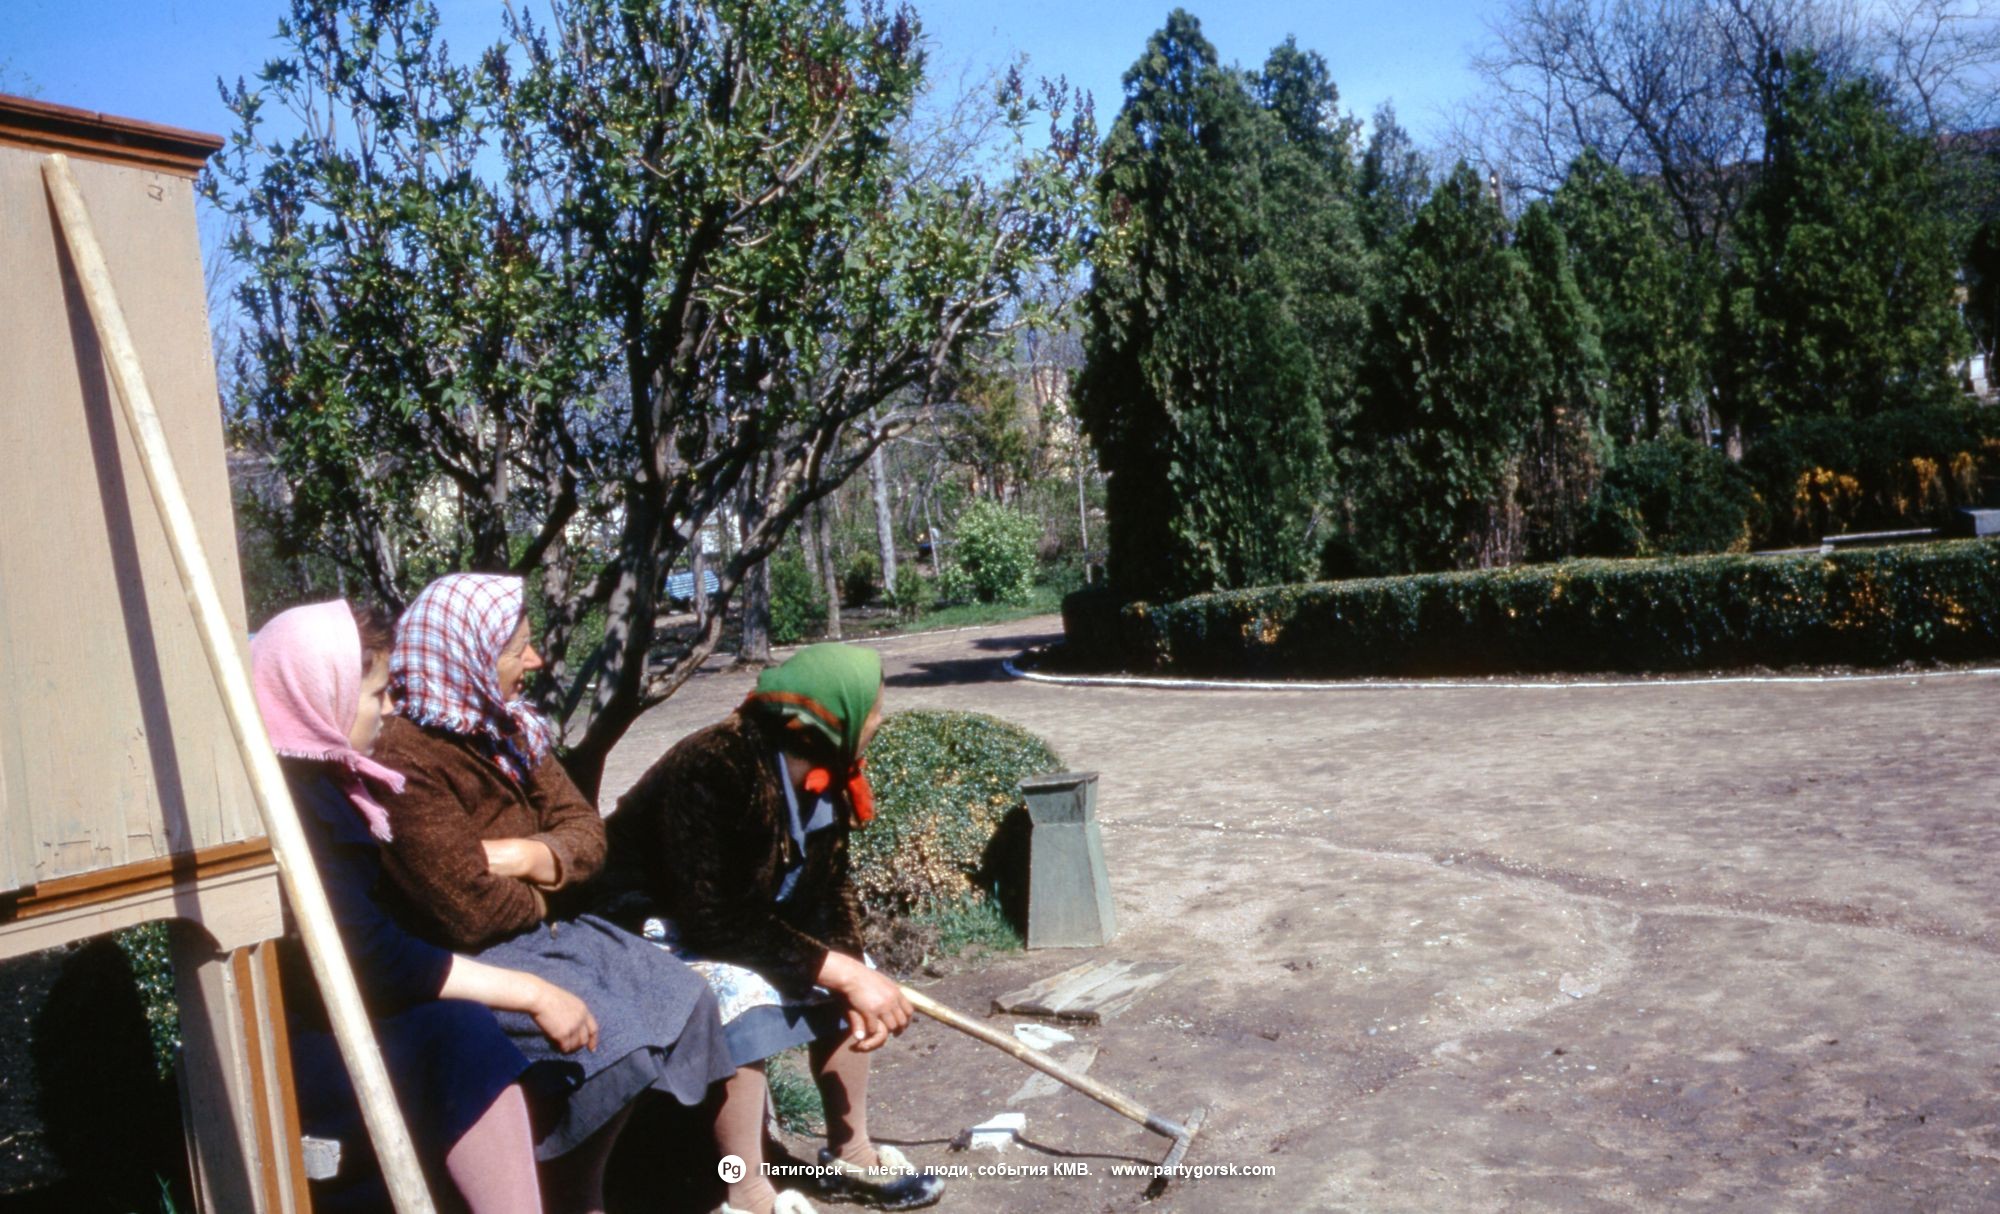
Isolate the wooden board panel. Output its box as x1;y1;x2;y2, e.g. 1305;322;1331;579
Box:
992;960;1182;1024
0;135;255;890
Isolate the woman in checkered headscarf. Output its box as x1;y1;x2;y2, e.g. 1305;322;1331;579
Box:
372;573;735;1208
392;573;556;782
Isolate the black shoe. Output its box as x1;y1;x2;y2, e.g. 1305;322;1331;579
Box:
815;1146;944;1210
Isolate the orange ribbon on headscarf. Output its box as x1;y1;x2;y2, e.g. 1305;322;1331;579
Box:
802;757;874;824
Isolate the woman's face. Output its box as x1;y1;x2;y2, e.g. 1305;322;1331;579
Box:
495;616;544;701
347;654;396;754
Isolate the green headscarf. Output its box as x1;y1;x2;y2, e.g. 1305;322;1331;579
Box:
744;643;884;765
744;643;885;824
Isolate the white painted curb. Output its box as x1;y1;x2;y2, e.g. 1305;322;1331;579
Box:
1001;657;2000;693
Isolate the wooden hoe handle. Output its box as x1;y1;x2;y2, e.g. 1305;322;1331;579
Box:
899;984;1190;1140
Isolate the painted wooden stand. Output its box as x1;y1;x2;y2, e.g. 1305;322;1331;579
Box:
0;94;431;1213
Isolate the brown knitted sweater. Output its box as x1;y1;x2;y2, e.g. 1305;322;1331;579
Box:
602;711;865;997
372;716;607;952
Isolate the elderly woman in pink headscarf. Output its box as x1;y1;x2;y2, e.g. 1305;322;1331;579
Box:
370;573;732;1213
252;600;591;1214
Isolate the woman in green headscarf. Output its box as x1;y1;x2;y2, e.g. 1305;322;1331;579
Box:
603;644;941;1214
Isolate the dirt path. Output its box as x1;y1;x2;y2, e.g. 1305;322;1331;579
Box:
606;619;2000;1213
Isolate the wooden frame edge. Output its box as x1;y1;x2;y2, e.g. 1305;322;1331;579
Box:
0;93;222;176
0;839;276;922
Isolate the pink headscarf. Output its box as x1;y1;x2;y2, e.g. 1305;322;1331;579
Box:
250;601;407;842
392;573;554;782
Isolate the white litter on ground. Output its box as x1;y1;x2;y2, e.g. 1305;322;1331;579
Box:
967;1112;1027;1151
1013;1023;1075;1050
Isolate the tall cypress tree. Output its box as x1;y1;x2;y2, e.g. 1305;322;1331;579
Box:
1513;202;1609;560
1725;52;1967;432
1551;151;1712;443
1358;163;1543;571
1357;102;1430;251
1251;38;1371;535
1076;11;1329;601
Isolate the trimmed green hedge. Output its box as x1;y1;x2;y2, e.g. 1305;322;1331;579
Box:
1064;539;2000;677
851;709;1062;918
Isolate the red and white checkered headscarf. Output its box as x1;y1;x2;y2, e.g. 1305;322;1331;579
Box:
392;574;554;780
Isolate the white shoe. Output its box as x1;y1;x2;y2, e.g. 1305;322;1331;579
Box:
816;1144;943;1209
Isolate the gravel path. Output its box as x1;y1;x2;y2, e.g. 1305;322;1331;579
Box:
608;618;2000;1213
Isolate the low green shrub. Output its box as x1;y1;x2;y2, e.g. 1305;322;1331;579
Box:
1065;539;2000;677
840;554;879;609
952;500;1040;604
850;710;1062;965
933;562;977;605
1582;436;1755;557
882;568;935;621
768;553;826;645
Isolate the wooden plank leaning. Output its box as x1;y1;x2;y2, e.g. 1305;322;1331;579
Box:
40;153;438;1214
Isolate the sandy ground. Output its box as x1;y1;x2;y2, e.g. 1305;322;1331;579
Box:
604;618;2000;1214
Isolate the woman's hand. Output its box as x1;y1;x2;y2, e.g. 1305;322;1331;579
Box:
441;955;598;1053
818;952;910;1051
482;837;559;886
528;978;599;1054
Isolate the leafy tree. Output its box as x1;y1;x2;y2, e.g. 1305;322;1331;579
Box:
212;0;1090;793
1076;10;1329;601
1358;163;1543;571
1723;52;1967;437
1550;151;1714;443
951;499;1040;604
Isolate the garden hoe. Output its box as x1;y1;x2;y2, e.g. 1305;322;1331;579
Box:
899;984;1207;1196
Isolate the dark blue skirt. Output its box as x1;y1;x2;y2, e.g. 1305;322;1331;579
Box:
290;997;527;1211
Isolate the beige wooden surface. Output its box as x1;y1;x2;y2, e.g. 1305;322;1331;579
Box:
0;140;258;890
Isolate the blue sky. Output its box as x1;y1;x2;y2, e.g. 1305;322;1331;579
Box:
5;0;1494;145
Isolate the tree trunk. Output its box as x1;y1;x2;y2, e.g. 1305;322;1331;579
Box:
818;500;843;640
740;557;772;665
692;518;710;628
1075;456;1090;581
800;498;824;588
869;439;898;599
738;472;773;665
923;495;943;578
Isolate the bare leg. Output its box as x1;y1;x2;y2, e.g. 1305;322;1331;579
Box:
445;1084;543;1214
715;1063;779;1213
809;1035;875;1165
539;1104;632;1214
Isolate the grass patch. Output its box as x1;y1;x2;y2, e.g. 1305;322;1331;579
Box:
766;1048;824;1136
903;583;1066;630
914;895;1023;958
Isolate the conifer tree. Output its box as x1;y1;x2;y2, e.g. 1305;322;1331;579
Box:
1550;152;1713;442
1076;11;1329;600
1725;52;1967;432
1513;202;1609;560
1357;103;1431;250
1358;163;1542;571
